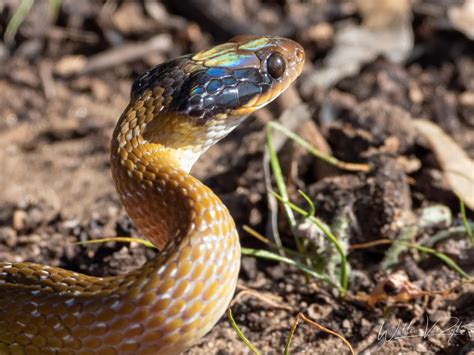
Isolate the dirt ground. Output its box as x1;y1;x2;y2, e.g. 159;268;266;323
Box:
0;0;473;354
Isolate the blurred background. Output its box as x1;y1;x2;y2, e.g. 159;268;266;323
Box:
0;0;473;353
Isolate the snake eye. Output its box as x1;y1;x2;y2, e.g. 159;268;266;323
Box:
266;53;286;79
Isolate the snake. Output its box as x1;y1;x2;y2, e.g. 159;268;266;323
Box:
0;35;304;355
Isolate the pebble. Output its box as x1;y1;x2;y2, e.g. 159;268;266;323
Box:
0;227;17;247
12;210;27;231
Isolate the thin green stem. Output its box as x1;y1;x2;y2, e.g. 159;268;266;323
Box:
243;225;308;259
4;0;35;44
271;192;348;294
424;224;474;247
266;124;305;254
48;0;61;20
284;316;299;355
399;242;471;279
75;237;155;248
267;121;369;172
298;189;315;218
241;247;338;289
227;308;260;355
459;197;474;245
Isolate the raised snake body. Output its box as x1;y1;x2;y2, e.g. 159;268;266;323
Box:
0;36;304;354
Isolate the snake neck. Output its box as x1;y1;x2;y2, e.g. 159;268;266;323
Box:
113;93;250;173
110;103;236;252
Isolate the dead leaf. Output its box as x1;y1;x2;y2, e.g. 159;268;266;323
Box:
448;0;474;40
412;120;474;209
357;0;412;29
112;2;158;34
304;0;413;89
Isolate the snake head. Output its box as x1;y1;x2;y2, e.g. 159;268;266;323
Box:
128;36;305;171
185;35;305;118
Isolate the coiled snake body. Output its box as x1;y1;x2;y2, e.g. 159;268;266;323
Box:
0;36;304;354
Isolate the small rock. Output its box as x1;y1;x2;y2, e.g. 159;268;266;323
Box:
62;219;80;230
416;342;428;353
361;318;371;329
55;55;87;76
13;210;28;231
0;227;17;247
27;207;43;229
91;79;111;100
304;22;334;49
0;203;15;224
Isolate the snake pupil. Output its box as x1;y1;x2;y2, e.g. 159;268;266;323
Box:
266;52;286;79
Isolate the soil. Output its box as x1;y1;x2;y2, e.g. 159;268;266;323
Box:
0;0;473;354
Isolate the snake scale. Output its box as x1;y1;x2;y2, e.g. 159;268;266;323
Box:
0;35;304;354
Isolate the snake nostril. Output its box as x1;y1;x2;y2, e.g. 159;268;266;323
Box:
295;48;304;62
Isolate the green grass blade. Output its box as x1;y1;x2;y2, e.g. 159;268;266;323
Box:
243;225;307;259
227;308;261;355
298;189;315;218
267;121;369;172
266;125;298;227
425;224;474;247
241;247;338;289
48;0;61;20
459;197;474;245
4;0;35;44
266;124;309;256
270;193;349;293
284;316;299;355
75;237;156;249
381;225;417;270
400;242;471;279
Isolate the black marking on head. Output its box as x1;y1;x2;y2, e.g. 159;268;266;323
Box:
131;54;278;125
130;55;193;99
171;66;274;124
235;82;261;104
